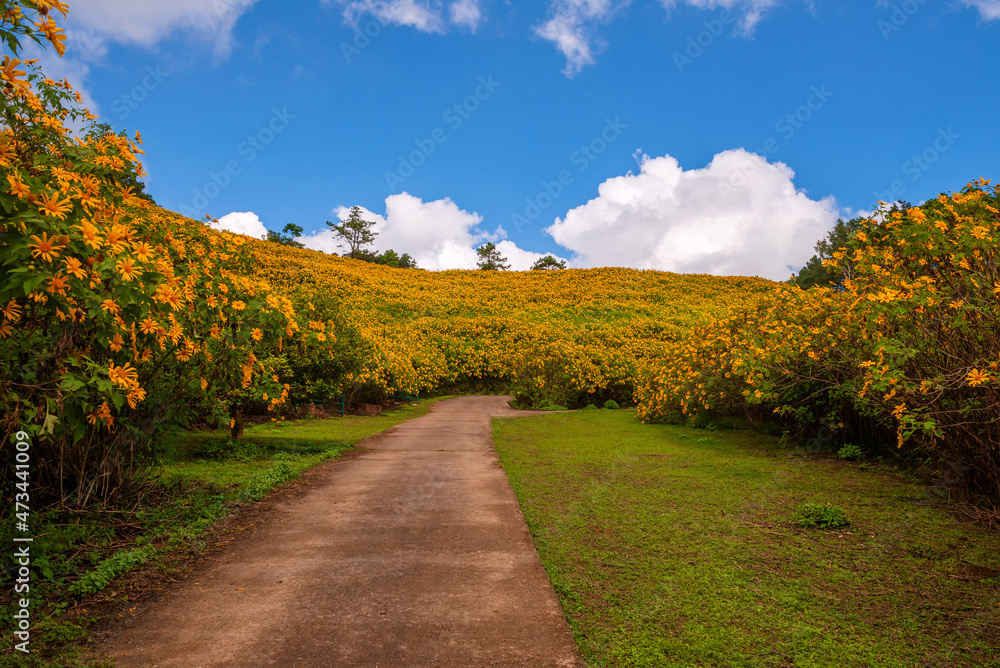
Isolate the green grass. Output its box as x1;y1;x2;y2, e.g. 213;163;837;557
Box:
493;410;1000;668
0;398;446;668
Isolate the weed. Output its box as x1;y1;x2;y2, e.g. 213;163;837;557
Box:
793;502;850;530
839;444;863;461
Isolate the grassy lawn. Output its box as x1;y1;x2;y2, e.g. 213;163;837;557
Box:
493;410;1000;668
159;397;447;495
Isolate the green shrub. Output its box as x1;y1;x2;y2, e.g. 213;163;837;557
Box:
583;404;598;410
238;458;297;502
68;545;156;596
793;503;850;530
838;444;863;461
604;400;620;410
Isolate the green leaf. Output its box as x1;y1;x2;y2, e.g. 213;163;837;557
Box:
42;412;59;436
73;419;88;444
22;273;47;295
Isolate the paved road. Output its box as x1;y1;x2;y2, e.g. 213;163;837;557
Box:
97;396;582;667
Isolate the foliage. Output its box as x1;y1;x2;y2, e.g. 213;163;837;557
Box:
475;242;510;271
637;182;1000;503
66;545;155;596
0;19;337;506
838;443;862;460
793;202;910;289
792;503;850;529
265;223;304;248
0;1;68;56
603;399;619;410
326;204;376;259
531;254;567;270
368;248;416;268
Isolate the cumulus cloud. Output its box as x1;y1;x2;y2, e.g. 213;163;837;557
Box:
545;149;839;281
962;0;1000;20
301;192;505;270
536;0;779;76
64;0;258;59
212;211;268;239
333;0;484;33
495;241;570;271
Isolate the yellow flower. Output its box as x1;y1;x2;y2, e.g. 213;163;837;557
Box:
3;301;22;322
36;191;73;219
108;362;139;389
231;300;246;311
132;241;154;262
967;369;990;387
251;327;263;341
139;317;158;334
6;173;30;199
28;231;65;262
77;220;103;250
0;56;29;92
127;386;147;409
115;257;141;282
47;273;69;296
63;256;87;279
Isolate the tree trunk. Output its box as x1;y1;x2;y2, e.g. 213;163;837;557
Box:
231;407;244;440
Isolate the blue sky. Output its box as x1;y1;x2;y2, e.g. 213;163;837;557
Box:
34;0;1000;278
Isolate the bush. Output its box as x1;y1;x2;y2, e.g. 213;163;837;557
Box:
793;503;850;530
838;444;863;461
604;399;620;410
583;404;598;410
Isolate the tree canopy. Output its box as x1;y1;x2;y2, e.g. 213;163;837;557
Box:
266;223;305;248
531;255;567;270
476;242;510;271
327;206;377;259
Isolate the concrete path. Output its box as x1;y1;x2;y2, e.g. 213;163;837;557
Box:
97;396;583;667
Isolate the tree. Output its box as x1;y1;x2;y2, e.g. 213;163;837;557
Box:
531;255;567;271
327;206;377;259
793;203;910;289
371;249;417;269
476;243;510;271
266;223;305;248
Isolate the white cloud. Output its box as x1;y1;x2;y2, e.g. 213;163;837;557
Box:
302;193;483;270
545;149;839;281
659;0;780;34
449;0;484;30
300;193;551;271
333;0;484;33
536;0;780;76
962;0;1000;20
495;241;569;271
64;0;258;59
212;211;268;239
534;0;626;77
